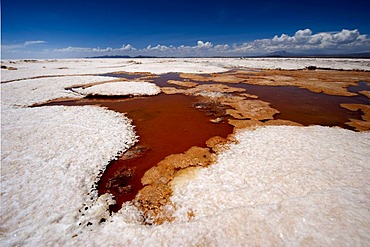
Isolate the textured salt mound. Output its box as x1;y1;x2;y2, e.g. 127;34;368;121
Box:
1;75;117;107
1;105;137;246
75;81;161;96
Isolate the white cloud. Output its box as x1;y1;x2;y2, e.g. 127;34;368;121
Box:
57;46;92;52
196;41;213;49
2;40;49;59
3;29;370;59
2;40;47;51
243;29;370;53
120;44;136;51
24;40;47;46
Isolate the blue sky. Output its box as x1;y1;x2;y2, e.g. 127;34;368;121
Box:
2;0;370;58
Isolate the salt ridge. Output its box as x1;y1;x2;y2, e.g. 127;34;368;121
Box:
1;75;118;107
75;81;161;96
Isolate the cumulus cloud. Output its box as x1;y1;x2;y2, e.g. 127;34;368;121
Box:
3;29;370;59
243;29;370;53
196;41;213;49
58;29;369;57
120;44;136;51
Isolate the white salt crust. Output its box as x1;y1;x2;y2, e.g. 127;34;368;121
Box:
169;126;370;246
1;59;133;82
1;105;137;246
2;122;369;246
1;75;118;107
211;57;370;71
2;58;369;82
75;81;161;96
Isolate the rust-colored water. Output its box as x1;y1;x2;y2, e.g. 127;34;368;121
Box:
49;94;233;211
45;72;369;211
235;83;368;129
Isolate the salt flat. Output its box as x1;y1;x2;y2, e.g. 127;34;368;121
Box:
1;58;369;246
2;57;369;82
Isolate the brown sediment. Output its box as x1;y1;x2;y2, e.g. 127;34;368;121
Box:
340;103;370;131
162;84;246;96
135;134;235;224
167;80;198;88
158;70;369;129
141;146;214;186
220;98;279;120
179;70;370;96
205;136;233;153
1;65;18;70
233;69;370;96
340;104;370;121
179;73;245;83
228;119;303;130
239;93;259;99
179;73;211;82
228;119;264;129
264;119;303;126
136;146;214;224
193;99;229;118
342;119;370;131
360;90;370;99
136;75;161;80
160;87;182;94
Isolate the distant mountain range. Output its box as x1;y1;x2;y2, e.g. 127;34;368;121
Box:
87;51;370;59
